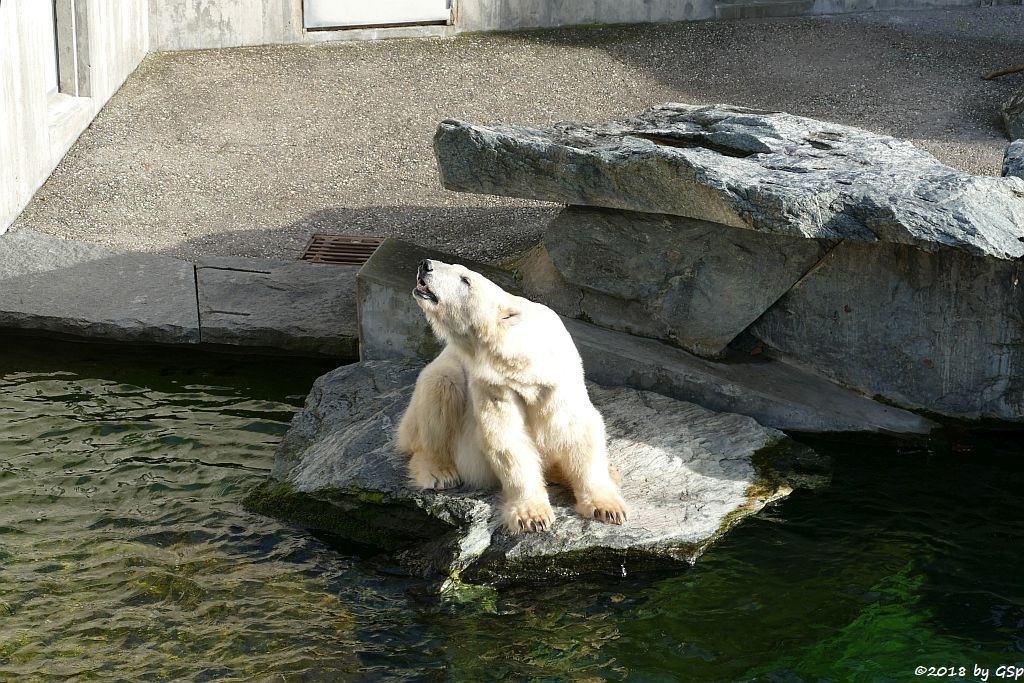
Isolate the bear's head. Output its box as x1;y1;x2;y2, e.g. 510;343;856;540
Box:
412;259;519;347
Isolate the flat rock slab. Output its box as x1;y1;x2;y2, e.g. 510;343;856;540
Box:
539;206;832;357
355;238;934;435
197;257;358;358
250;360;822;584
0;231;199;343
435;103;1024;259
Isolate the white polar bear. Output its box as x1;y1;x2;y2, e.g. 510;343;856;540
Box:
397;258;628;533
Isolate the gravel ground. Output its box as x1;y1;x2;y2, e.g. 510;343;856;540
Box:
11;7;1024;262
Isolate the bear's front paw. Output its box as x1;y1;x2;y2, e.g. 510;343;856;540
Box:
503;495;555;533
576;488;629;525
408;456;463;490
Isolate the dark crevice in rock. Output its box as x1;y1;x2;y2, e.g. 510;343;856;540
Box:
629;131;766;158
196;265;274;275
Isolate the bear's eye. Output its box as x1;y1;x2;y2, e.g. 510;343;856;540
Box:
460;275;471;287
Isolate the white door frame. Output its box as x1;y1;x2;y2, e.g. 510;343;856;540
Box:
303;0;452;30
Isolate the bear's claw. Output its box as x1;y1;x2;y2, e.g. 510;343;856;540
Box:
592;508;627;525
425;469;462;490
505;496;555;533
576;489;629;525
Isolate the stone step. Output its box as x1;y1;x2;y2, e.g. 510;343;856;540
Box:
0;231;360;358
0;231;199;344
197;257;358;357
566;317;933;435
356;238;935;435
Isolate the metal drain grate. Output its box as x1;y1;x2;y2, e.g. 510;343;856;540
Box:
299;234;385;265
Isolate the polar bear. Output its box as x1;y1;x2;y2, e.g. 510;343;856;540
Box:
397;258;628;533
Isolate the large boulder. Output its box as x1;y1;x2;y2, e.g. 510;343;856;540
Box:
435;103;1024;260
247;360;825;585
535;206;832;357
750;241;1024;420
1005;89;1024;141
1004;140;1024;179
434;105;1024;421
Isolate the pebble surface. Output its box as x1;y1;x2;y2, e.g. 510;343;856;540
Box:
11;7;1024;261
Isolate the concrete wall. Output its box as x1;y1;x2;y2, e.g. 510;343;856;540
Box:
455;0;718;31
148;0;1018;51
148;0;455;52
149;0;719;47
0;0;148;233
456;0;1019;28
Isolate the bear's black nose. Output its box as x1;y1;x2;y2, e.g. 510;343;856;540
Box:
418;260;433;276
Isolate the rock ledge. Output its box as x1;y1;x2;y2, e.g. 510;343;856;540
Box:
435;103;1024;259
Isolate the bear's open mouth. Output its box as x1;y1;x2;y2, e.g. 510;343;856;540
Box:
414;278;438;304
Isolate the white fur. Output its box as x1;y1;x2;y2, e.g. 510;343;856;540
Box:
397;260;628;533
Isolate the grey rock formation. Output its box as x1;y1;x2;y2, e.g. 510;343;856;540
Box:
751;241;1024;420
197;257;359;358
255;360;823;583
1005;89;1024;141
0;231;199;343
356;238;934;434
435;104;1024;259
537;206;832;357
1004;140;1024;179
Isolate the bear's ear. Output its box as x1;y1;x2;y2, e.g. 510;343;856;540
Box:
498;306;521;327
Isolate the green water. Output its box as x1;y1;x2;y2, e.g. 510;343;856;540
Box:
1;340;1022;682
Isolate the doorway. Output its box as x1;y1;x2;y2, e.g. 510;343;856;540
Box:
303;0;451;29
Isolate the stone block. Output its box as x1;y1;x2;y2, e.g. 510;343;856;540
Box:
0;231;198;343
536;206;832;357
355;238;517;361
196;257;358;358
